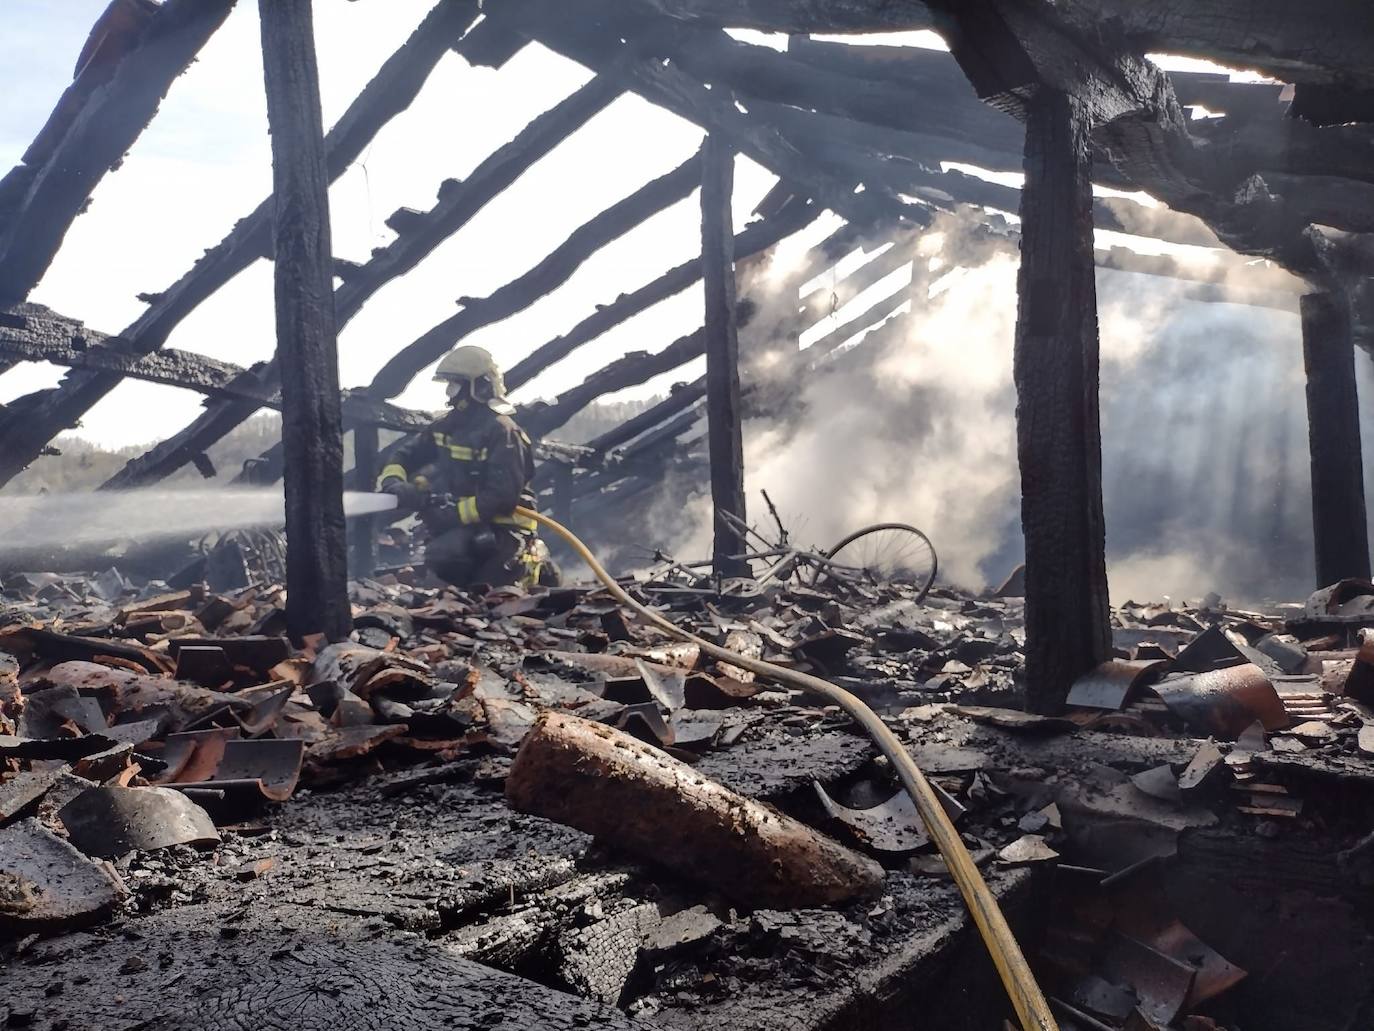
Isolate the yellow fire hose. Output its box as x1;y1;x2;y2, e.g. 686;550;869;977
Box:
515;507;1057;1031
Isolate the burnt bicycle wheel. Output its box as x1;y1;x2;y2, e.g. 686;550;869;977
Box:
817;522;937;602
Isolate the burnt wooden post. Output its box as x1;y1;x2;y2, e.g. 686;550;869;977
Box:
1014;90;1111;713
700;135;750;578
259;0;351;642
349;420;380;579
552;461;575;527
1301;290;1371;586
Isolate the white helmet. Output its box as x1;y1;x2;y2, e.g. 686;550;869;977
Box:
433;345;507;407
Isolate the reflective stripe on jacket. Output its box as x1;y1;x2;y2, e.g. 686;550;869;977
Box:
377;404;536;531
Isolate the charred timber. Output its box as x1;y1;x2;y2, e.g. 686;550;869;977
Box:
0;305;431;430
637;0;934;35
0;0;236;305
520;319;724;438
369;155;701;398
1055;0;1374;90
490;0;929;229
109;70;613;489
1013;89;1112;713
258;0;350;643
505;194;817;391
0;0;478;487
701;136;750;580
1301;291;1371;586
584;378;706;455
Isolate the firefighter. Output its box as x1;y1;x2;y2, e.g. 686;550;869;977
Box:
377;346;546;590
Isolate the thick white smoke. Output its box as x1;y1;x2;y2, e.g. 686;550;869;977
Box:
640;208;1344;607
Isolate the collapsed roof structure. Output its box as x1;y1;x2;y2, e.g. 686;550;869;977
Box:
0;0;1372;709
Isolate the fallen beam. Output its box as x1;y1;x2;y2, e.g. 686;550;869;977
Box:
0;0;237;304
506;710;884;908
368;153;701;398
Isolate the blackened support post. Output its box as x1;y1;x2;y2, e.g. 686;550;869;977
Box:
700;135;750;579
349;420;380;580
259;0;351;642
1014;90;1111;713
552;461;575;528
1301;290;1370;586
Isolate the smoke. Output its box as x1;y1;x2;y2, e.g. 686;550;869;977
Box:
639;209;1339;607
0;488;394;553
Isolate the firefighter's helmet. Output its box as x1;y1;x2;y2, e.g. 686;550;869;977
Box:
433;346;507;404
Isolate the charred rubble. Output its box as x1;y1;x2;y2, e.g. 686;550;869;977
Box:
4;565;1374;1029
4;1;1374;1030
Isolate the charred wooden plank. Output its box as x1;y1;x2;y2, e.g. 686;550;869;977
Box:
0;0;236;305
506;193;817;391
258;0;350;643
1302;290;1371;585
1012;89;1112;713
368;155;701;398
507;710;884;908
107;71;613;488
0;0;478;487
701;135;750;580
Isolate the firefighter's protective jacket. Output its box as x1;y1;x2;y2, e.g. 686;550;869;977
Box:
378;403;536;532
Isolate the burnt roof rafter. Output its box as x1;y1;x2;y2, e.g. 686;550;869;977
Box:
108;72;619;489
0;0;481;487
0;0;238;306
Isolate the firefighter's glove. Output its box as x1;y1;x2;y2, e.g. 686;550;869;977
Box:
380;477;424;513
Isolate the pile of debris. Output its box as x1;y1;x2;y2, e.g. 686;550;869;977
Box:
3;566;1374;1029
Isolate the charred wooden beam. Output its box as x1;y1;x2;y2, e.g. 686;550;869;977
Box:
1012;89;1112;714
368;155;701;399
0;304;431;430
0;0;237;305
0;0;478;487
490;1;928;228
701;136;750;579
637;0;934;34
663;25;1024;172
1301;290;1371;586
506;193;817;391
1056;0;1374;90
258;0;350;643
108;71;613;489
333;76;619;322
585;378;706;455
519;324;710;439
